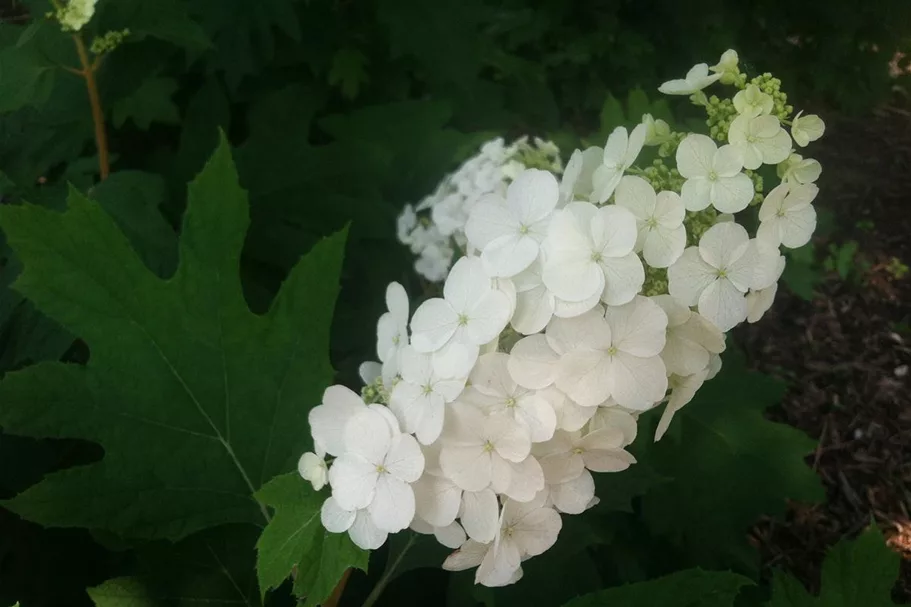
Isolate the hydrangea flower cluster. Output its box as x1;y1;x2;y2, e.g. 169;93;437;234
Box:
298;49;826;588
54;0;98;32
396;137;562;282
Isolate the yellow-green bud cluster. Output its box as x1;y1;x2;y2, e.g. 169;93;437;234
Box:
91;29;131;55
641;159;686;193
657;132;687;158
728;72;749;89
750;73;793;120
516;140;563;173
642;266;668;296
361;376;390;405
705;96;738;142
745;169;764;206
684;208;719;246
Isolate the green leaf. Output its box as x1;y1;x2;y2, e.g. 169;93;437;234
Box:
0;136;347;541
640;352;825;571
767;527;900;606
88;525;261;607
561;568;752;607
112;77;181;130
328;48;369;100
255;473;368;605
0;45;55;113
96;0;211;55
88;171;178;277
599;94;625;135
626;87;651;123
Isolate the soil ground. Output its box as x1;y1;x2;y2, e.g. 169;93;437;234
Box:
738;103;911;599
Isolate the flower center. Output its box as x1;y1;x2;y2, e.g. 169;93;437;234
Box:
776;209;786;218
716;268;728;278
483;440;495;453
708;170;718;182
422;383;434;396
518;223;530;235
645;216;658;228
375;464;387;474
590;251;603;263
392;335;400;345
505;397;517;408
503;524;516;538
607;345;618;356
457;313;470;326
572;447;584;455
746;135;757;143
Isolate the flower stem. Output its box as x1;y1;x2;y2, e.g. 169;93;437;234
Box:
72;32;110;180
361;534;416;607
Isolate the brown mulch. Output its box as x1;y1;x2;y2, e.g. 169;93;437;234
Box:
738;104;911;599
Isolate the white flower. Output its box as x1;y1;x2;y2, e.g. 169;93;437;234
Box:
443;494;562;587
536;426;636;485
321;497;388;550
790;112;825;147
757;182;819;249
614;176;687;268
410;256;512;353
559;147;603;205
542;202;644;307
733;84;774;118
374;281;409;378
389;346;467;445
591;124;647;203
710;49;740;84
415;242;454;282
414;466;501;543
555;299;668;410
328;408;424;532
438;402;532;493
777;153;822;185
654;369;709;442
397;204;417;243
667;222;776;331
728;114;792;170
57;0;97;31
676;134;755;213
747;254;786;323
547;469;596;514
465;169;560;277
298;451;328;491
461;353;557;442
643;114;672;146
651;295;726;376
308;385;368;457
658;63;721;95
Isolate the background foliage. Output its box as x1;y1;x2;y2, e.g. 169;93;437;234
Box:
0;0;909;605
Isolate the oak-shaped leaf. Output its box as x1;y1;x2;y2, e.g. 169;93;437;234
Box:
0;136;346;541
561;568;751;607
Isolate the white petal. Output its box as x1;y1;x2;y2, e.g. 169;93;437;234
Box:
443;539;489;571
587;408;638;445
609;351;668;410
747;283;778;323
552;290;601;318
435;522;468;549
698;221;750;269
654;191;685;227
432;341;479;379
489;413;532;462
598;252;645;306
308;386;366;457
460;488;500;543
758;128;792;165
667;247;716;306
643;225;686;268
539;451;584;484
557;350;612;408
384;433;425;482
676;134;716;178
512;507;562;557
712;173;754;213
386;281;410;325
444;256;493;314
606;296;668;358
624;123;647;167
593;205;639;257
465;290;512;345
546;307;612;353
465;196;515;250
503;455;546;502
358;361;382;385
516;392;557;442
582;447;636;473
614;175;656;219
549;390;598;431
469;352;516;398
321;497;356;533
549;470;595;515
410;298;459;352
591;165;622;203
329;454;379;510
662;333;710;377
507;335;560;389
349;509;388;550
779;205;816;249
413;473;462;527
698;277;748;331
512;284;556;335
398;345;432;385
507;169;559;224
712;144;745;177
477;539;522;587
440;446;491;492
368;475;416;533
681;177;713;212
482;233;540;278
344;408;393;464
